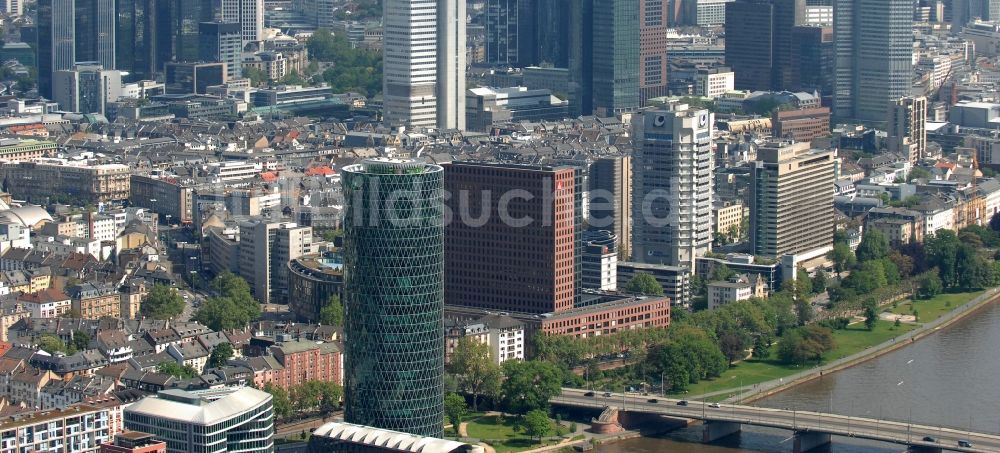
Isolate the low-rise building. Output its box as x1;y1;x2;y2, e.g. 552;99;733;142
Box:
707;274;767;309
18;288;70;318
1;160;131;204
0;404;111;452
68;283;121;319
445;314;525;365
100;431;167;453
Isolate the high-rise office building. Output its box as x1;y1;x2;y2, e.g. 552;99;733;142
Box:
485;0;519;65
569;0;594;116
124;387;275;453
341;158;445;437
632;104;714;269
166;0;219;62
592;0;640;116
952;0;1000;29
887;96;928;165
2;0;23;17
640;0;670;102
437;0;466;130
52;64;122;114
536;0;570;66
75;0;116;69
115;0;161;81
200;21;244;79
238;219;313;304
582;229;618;291
750;142;835;257
725;0;804;91
589;156;633;260
444;162;580;314
792;25;834;93
222;0;263;46
833;0;913;125
37;0;75;99
383;0;437;129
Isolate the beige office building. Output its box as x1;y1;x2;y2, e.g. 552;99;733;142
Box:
239;219;313;304
887;96;927;165
750;142;835;258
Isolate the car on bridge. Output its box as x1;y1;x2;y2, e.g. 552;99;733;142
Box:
603;392;612;397
647;399;658;403
709;403;721;408
584;392;595;397
676;400;688;406
922;436;937;443
958;440;973;448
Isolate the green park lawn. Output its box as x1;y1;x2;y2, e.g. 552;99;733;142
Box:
464;414;562;453
889;291;983;324
674;320;920;399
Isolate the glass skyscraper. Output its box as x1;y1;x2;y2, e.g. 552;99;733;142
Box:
341;158;445;438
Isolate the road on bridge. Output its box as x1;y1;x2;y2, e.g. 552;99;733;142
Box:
554;388;1000;452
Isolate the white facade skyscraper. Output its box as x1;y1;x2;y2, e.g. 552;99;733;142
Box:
383;0;466;130
222;0;264;46
632;104;714;269
437;0;466;129
383;0;439;129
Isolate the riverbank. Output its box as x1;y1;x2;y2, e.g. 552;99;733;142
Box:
727;286;1000;404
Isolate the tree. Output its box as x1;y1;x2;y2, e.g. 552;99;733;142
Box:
856;230;890;262
918;269;943;299
957;244;995;290
777;326;835;365
449;337;502;411
624;273;664;296
316;381;343;413
71;330;90;351
990;212;1000;233
926;230;961;288
444;393;467;435
752;334;773;359
908;167;932;182
141;284;185;320
206;343;234;369
156;361;198;379
887;251;915;278
500;360;563;414
522;409;553;441
244;67;268;87
262;382;292;419
863;299;879;331
795;299;814;325
829;243;856;273
195;273;260;331
319;295;344;327
37;335;64;355
709;264;735;282
811;270;828;294
291;382;321;412
719;333;746;365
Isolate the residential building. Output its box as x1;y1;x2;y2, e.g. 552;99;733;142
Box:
166;342;209;374
341;158;445;437
707;274;767;309
750;142;835;257
444;162;580;314
266;339;341;390
0;139;57;163
199;22;244;80
887;96;928;165
382;0;438;129
238;220;313;304
772;107;831;142
1;160;130;204
582;230;618;291
52;64;122;115
591;0;640;116
100;431;167;453
833;0;913;124
445;314;525;365
465;87;569;132
0;404;111;452
865;207;925;246
222;0;264;45
68;282;121;319
725;0;803;91
589;156;633;259
632;104;714;269
124;387;274;453
37;0;76;98
18;289;70;318
287;252;343;323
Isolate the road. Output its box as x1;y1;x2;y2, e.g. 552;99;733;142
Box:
554;388;1000;452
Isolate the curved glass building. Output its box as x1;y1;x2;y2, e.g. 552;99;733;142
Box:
341;158;445;438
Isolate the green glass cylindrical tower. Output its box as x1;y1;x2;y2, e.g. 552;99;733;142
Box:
341;158;445;438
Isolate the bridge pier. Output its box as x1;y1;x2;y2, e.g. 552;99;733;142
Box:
702;421;741;443
793;431;831;453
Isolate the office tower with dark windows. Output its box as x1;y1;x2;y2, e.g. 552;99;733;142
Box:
383;0;437;128
536;0;570;66
200;21;244;79
792;24;833;93
632;104;714;269
569;0;593;115
74;0;116;69
444;162;580;314
166;0;218;62
341;158;445;438
437;0;466;129
116;0;160;81
750;142;835;258
164;62;226;94
725;0;804;91
640;0;670;102
37;0;75;99
592;0;640;116
833;0;913;125
485;0;519;65
589;156;633;260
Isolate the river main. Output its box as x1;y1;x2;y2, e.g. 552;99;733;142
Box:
594;299;1000;452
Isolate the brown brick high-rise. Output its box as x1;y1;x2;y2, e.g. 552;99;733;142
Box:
445;162;579;314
